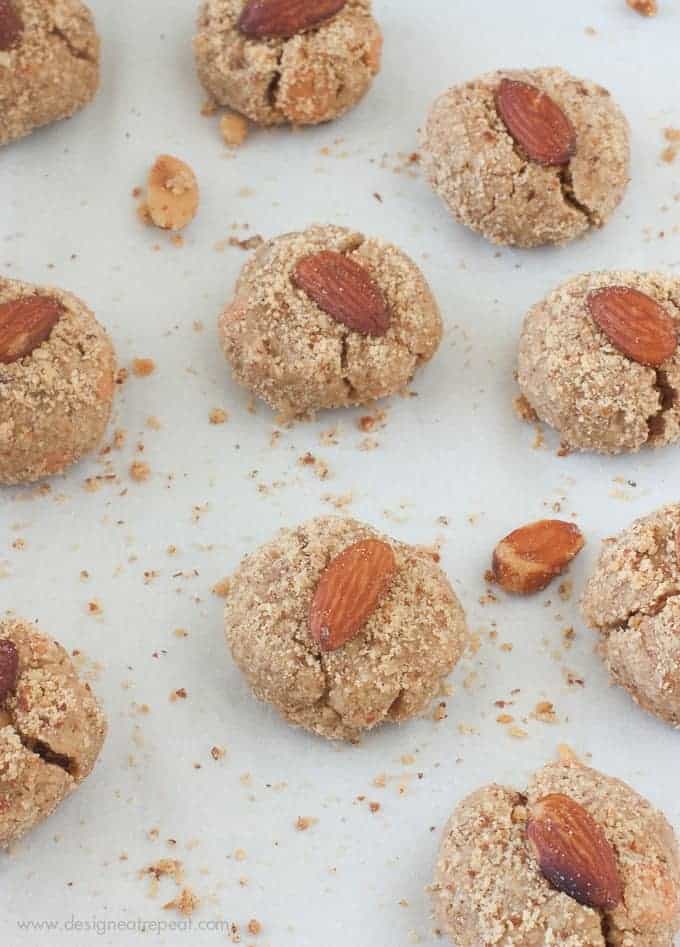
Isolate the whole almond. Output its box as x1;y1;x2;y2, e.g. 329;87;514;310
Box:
587;286;677;368
292;251;390;336
492;519;584;595
0;639;19;701
310;538;396;651
238;0;346;38
0;0;23;51
0;296;62;364
495;78;576;166
527;793;623;910
145;155;199;232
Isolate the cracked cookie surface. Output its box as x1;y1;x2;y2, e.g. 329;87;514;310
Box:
223;515;468;741
0;276;116;484
582;504;680;727
432;758;680;947
218;224;442;421
420;67;629;248
0;0;100;146
517;271;680;454
193;0;381;126
0;616;107;848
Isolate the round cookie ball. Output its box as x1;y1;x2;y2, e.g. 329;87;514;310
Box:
432;758;680;947
224;516;468;741
218;225;442;421
582;504;680;728
0;277;116;484
0;0;100;147
517;271;680;454
0;616;107;847
421;67;629;248
193;0;382;126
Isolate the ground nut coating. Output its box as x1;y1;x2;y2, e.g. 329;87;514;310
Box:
224;516;468;741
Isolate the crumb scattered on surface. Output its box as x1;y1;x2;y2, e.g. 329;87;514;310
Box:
627;0;658;15
132;358;156;378
130;461;151;483
209;408;228;425
220;112;249;147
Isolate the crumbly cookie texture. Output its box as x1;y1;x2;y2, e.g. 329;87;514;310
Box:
421;67;630;248
517;271;680;454
0;277;116;484
582;504;680;727
0;0;100;146
218;224;442;421
432;758;680;947
193;0;382;125
0;616;107;848
224;516;468;741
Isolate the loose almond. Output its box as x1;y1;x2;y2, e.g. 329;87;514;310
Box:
238;0;346;38
492;520;584;595
527;793;623;910
146;155;199;232
0;295;62;364
292;251;390;336
0;0;22;51
0;639;19;701
587;286;677;368
495;78;576;166
310;538;396;651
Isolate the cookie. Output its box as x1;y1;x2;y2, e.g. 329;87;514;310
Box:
0;277;116;484
421;67;629;248
218;224;442;421
517;271;680;454
582;504;680;728
193;0;382;126
432;758;680;947
0;0;100;147
223;516;468;741
0;616;107;848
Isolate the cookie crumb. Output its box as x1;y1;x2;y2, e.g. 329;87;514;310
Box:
220;112;249;147
163;887;200;917
627;0;657;14
209;407;229;425
130;461;151;483
295;816;318;831
212;578;231;598
132;358;156;378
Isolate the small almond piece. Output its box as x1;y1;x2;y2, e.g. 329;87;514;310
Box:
238;0;346;38
146;155;199;232
587;286;677;368
495;79;576;166
292;251;390;336
627;0;658;15
527;793;623;909
0;0;23;51
492;520;584;595
0;296;62;364
310;538;396;651
0;639;19;701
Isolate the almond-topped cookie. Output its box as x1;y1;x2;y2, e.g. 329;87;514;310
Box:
0;0;100;146
517;270;680;454
0;616;107;848
0;276;116;484
193;0;382;126
421;67;630;248
432;758;680;947
223;516;468;741
218;224;442;421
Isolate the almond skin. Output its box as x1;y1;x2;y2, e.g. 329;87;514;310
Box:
292;251;390;336
587;286;677;368
0;0;23;51
0;296;63;364
492;520;584;595
238;0;346;38
495;78;576;166
0;639;19;702
310;538;396;652
527;793;623;910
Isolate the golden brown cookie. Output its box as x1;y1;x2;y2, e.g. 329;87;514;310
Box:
0;616;107;848
224;516;468;741
193;0;382;126
0;276;116;484
0;0;100;146
432;758;680;946
421;67;630;248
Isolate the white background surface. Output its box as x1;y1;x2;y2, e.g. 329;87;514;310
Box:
3;0;680;944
